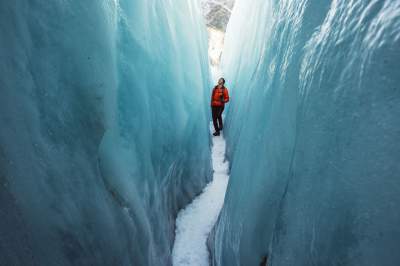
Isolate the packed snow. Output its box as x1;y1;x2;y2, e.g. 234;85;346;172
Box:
172;127;229;266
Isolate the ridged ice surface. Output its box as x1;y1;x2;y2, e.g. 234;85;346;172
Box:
209;1;400;265
0;1;211;265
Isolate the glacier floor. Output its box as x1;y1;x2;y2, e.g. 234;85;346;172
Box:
172;127;229;266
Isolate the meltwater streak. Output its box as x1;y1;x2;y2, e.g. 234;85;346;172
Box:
172;127;229;266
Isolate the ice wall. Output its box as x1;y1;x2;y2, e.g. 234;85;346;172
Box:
209;0;400;265
0;1;211;265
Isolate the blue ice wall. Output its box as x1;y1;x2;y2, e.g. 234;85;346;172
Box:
209;1;400;265
0;1;211;265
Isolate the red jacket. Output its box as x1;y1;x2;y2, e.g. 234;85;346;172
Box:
211;86;229;107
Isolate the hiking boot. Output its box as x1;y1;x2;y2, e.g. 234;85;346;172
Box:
213;131;220;136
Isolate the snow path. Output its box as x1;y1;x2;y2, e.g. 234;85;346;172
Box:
172;128;229;266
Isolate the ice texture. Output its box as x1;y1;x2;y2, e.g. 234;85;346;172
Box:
0;1;211;265
209;1;400;265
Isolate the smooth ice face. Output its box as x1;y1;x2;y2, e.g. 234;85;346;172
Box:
0;1;211;265
210;1;400;265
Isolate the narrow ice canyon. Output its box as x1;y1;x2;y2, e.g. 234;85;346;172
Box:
0;1;399;266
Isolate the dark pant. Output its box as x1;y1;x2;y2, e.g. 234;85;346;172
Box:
212;105;225;132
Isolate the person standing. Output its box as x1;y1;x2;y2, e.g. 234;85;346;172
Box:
211;78;230;136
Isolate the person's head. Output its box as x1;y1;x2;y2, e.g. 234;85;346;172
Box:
218;78;225;86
